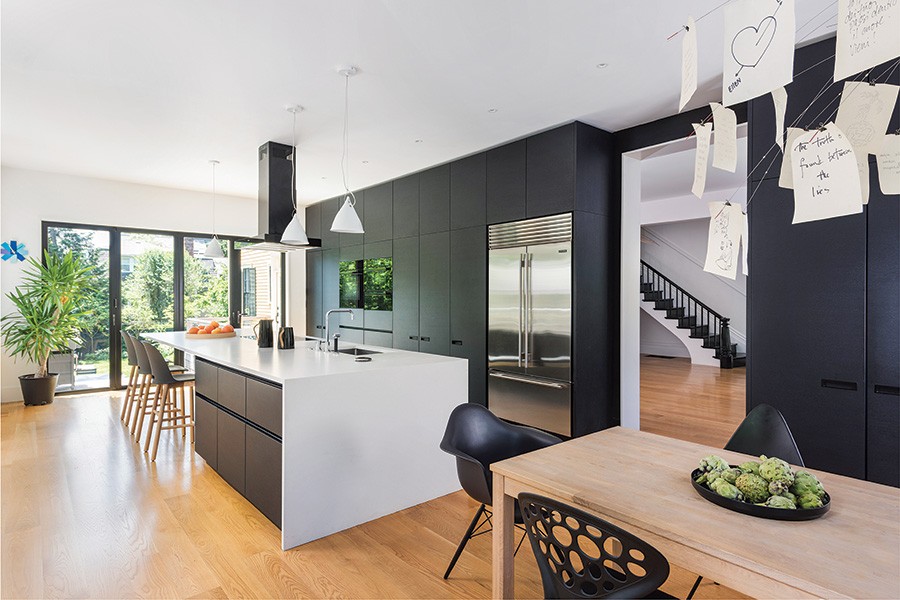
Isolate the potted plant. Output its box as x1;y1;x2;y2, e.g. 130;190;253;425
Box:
1;251;93;405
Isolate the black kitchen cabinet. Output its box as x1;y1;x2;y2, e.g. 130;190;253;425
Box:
245;426;282;528
340;190;365;248
526;124;576;218
450;153;486;230
364;182;393;243
418;232;450;356
322;248;340;320
305;201;321;240
486;140;526;224
392;236;420;351
450;226;487;405
217;369;247;416
419;165;450;234
319;198;340;249
306;250;324;337
195;359;218;401
393;173;419;239
194;395;218;470
217;409;247;495
748;178;867;479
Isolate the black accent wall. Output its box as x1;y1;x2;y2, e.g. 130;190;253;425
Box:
306;121;620;436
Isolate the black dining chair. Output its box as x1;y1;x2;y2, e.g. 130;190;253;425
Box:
687;403;804;600
518;493;675;599
439;403;562;579
142;341;195;462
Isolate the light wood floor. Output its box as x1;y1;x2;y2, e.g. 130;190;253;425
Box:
1;357;747;599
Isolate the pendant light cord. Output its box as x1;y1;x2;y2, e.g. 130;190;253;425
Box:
211;160;218;238
340;72;356;206
292;110;298;212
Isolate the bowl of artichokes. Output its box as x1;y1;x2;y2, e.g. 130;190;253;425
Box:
690;454;830;520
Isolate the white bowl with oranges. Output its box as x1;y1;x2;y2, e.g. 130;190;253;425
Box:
185;321;236;338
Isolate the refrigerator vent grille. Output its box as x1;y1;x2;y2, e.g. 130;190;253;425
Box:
488;213;572;249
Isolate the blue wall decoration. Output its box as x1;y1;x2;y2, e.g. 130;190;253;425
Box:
1;240;29;262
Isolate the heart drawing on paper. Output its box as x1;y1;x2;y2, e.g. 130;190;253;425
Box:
731;16;777;71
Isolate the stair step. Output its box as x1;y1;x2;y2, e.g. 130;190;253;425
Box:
643;291;665;301
665;307;686;319
702;335;721;349
654;299;674;310
720;353;747;369
689;325;709;338
714;344;739;358
640;282;654;293
676;315;696;327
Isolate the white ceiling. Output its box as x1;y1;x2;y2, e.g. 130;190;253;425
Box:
1;1;836;204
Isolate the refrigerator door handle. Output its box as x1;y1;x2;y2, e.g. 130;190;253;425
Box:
526;252;533;367
519;253;526;367
489;370;569;390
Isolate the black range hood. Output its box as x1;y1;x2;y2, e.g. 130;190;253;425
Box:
244;141;321;252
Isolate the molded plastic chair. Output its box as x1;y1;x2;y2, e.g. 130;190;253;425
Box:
142;341;195;461
128;334;186;440
439;403;562;579
687;403;804;599
120;331;140;424
518;493;674;599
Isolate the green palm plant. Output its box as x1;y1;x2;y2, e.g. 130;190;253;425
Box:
1;251;94;378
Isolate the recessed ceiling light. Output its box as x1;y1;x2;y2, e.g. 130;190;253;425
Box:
596;63;609;69
321;176;327;180
362;160;369;164
414;139;423;143
488;108;499;113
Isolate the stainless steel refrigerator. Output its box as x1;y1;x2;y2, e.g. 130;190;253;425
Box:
488;213;572;437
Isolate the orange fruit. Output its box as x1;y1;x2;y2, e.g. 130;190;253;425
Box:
211;328;222;335
188;327;200;334
204;324;215;333
210;321;220;329
221;324;234;333
197;329;209;335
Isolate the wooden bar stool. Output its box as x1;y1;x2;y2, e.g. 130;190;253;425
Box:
120;332;141;425
129;335;186;443
142;341;195;462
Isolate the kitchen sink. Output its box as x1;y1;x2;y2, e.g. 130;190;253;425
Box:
337;347;381;356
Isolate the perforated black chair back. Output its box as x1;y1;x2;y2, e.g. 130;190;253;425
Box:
725;403;805;467
440;404;561;506
142;341;177;386
121;331;138;367
518;493;671;600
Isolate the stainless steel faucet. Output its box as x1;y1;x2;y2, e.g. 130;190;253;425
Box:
324;309;354;352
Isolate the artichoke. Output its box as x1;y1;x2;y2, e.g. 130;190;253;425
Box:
768;479;790;497
790;471;826;499
758;455;795;486
735;473;770;504
797;493;824;510
739;460;761;475
765;495;797;509
705;469;725;487
710;479;744;501
721;467;743;484
781;491;797;504
699;455;729;472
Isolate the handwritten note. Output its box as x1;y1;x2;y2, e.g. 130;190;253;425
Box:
790;123;864;224
835;0;900;81
779;127;806;188
876;133;900;194
704;202;744;280
772;87;788;150
711;102;738;172
680;17;698;112
723;0;796;106
835;82;899;154
692;122;713;198
741;211;749;275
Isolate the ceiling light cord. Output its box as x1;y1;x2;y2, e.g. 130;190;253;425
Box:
211;160;218;237
340;72;357;207
292;109;298;212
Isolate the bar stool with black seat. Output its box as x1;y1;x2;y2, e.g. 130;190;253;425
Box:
119;331;141;425
518;492;675;599
129;335;187;442
142;341;195;462
687;402;804;599
439;403;562;579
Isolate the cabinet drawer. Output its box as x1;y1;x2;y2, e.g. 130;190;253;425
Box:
246;379;282;437
217;411;246;495
217;369;247;416
194;395;218;470
246;427;282;528
195;360;218;400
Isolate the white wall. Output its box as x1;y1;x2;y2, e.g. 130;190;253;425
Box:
639;311;690;358
1;166;308;402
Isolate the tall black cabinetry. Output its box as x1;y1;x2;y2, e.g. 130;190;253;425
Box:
747;37;899;485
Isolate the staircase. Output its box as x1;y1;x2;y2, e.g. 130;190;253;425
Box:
641;260;745;369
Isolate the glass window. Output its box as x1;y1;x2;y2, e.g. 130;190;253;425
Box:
183;237;229;329
242;267;257;316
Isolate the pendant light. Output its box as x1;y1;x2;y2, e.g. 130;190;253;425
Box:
280;105;310;245
204;160;226;259
331;66;364;234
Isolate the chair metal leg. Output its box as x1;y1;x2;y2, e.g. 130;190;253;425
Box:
687;575;703;599
444;503;486;580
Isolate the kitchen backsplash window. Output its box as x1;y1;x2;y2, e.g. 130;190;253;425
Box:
340;257;393;311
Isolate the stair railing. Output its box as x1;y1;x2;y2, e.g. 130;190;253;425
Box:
640;260;733;362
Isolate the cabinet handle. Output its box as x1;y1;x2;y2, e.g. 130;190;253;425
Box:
821;379;858;391
409;335;419;341
874;385;899;396
451;340;463;345
420;336;431;342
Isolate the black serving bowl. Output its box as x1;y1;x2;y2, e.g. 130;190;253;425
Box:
690;467;830;521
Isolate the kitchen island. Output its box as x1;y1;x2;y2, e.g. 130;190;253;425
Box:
144;331;467;550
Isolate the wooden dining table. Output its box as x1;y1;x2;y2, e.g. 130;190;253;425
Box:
491;427;900;599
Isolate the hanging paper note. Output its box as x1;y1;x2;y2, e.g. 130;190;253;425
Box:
704;202;743;280
779;127;806;189
692;122;713;198
741;211;749;276
835;0;900;82
680;17;698;112
835;82;899;154
772;87;788;151
710;103;738;172
790;123;864;224
722;0;796;107
856;154;871;204
876;133;900;194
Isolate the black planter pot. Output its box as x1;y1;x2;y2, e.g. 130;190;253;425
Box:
19;373;58;406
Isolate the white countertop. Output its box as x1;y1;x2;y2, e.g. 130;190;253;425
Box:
142;330;464;384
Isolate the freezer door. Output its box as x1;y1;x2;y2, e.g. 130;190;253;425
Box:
489;370;571;437
525;242;571;381
488;246;527;374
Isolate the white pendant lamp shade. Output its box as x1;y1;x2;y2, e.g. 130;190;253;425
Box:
281;213;309;245
331;195;364;233
204;237;225;259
